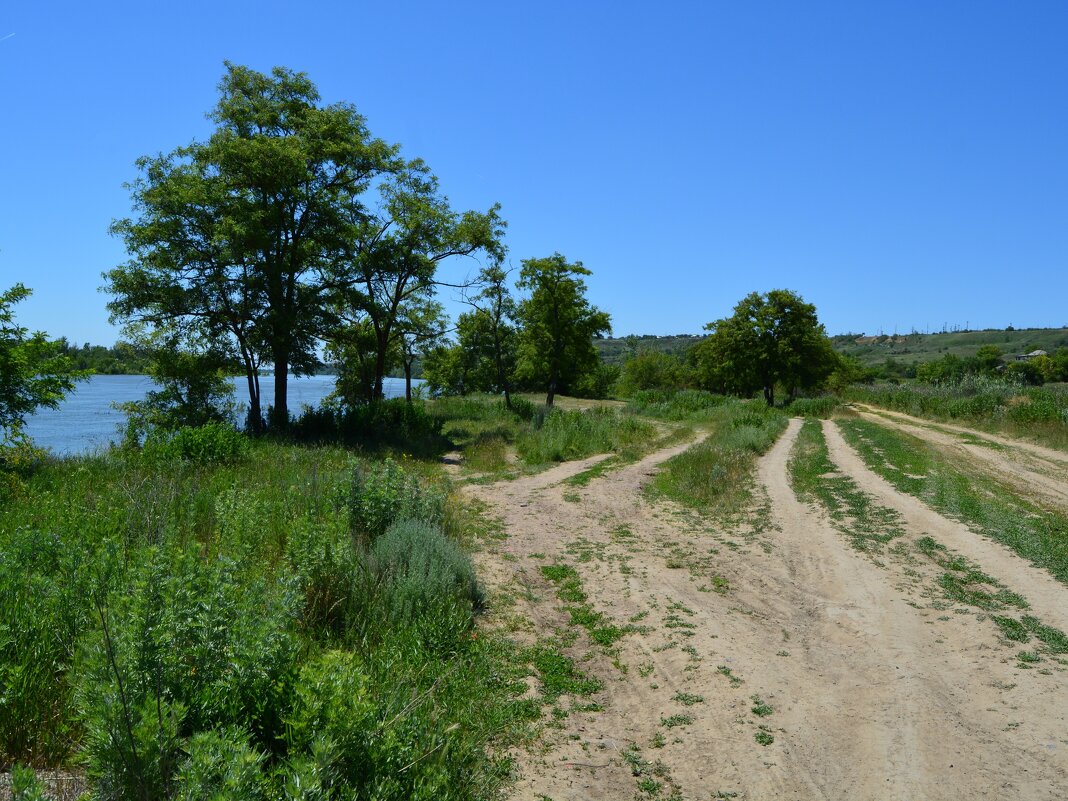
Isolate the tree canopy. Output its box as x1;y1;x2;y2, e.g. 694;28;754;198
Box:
0;284;85;445
515;254;611;406
692;289;837;405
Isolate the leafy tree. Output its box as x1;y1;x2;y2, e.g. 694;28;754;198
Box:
106;63;400;431
395;294;447;402
618;350;687;396
458;265;519;406
0;284;86;446
514;254;611;406
334;161;505;401
420;343;471;397
327;318;394;406
692;289;836;405
975;344;1004;373
116;333;241;444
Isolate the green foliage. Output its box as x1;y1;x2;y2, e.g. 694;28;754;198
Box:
117;341;239;443
0;284;86;444
290;398;446;456
10;764;49;801
617;350;689;396
692;289;837;406
627;389;726;420
785;396;841;418
515;253;612;405
348;457;447;541
653;399;787;512
371;519;482;650
55;339;152;375
142;422;249;464
516;407;656;464
173;728;267;801
843;378;1068;446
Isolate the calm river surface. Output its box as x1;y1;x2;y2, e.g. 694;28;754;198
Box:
23;374;415;456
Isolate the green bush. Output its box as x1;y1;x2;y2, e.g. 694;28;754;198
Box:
173;728;267;801
142;422;248;464
348;458;447;541
371;519;482;650
75;546;300;772
290;399;446;456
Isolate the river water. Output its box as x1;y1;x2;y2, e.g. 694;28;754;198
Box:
22;374;416;456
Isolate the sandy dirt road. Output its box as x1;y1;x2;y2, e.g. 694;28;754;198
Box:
465;419;1068;800
850;405;1068;512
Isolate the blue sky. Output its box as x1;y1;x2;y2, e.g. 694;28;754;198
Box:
1;0;1066;344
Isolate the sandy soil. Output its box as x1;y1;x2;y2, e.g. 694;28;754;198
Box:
466;419;1068;800
849;406;1068;513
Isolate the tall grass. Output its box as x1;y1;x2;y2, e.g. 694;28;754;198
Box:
516;408;656;464
844;378;1068;448
652;399;787;513
0;439;531;799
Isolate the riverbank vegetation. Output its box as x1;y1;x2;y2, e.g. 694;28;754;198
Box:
0;429;543;799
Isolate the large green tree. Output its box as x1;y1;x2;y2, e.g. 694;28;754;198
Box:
106;63;399;430
515;254;611;406
335;161;505;400
0;284;85;445
693;289;837;406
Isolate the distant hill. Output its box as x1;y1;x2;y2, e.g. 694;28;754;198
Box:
831;328;1068;367
596;328;1068;369
595;334;706;365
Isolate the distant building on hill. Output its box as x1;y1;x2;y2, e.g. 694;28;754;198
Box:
1013;350;1048;362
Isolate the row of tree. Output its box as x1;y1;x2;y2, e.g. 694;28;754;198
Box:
104;63;510;431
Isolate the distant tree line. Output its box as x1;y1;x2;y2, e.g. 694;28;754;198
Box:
54;339;152;375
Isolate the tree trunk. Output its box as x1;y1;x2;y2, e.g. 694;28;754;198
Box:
404;360;413;403
244;369;262;434
763;385;774;407
546;378;556;407
273;357;289;428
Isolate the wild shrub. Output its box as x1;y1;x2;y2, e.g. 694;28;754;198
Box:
172;728;267;801
285;520;365;638
348;458;446;541
627;389;725;420
290;399;446;456
371;519;482;650
142;422;248;464
75;546;300;774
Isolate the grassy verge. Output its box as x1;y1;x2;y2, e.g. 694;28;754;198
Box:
836;416;1068;585
843;380;1068;450
0;437;535;799
649;398;787;514
788;419;905;552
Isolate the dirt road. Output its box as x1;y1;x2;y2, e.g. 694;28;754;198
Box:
466;417;1068;800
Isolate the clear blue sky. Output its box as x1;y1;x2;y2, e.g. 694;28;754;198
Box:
2;0;1066;344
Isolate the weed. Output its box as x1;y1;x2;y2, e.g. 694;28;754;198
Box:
750;695;773;717
671;691;704;706
660;714;694;729
754;729;775;746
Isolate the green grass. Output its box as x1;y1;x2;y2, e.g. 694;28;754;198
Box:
838;417;1068;585
789;419;905;552
540;564;632;647
0;437;534;800
651;398;787;514
843;379;1068;449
